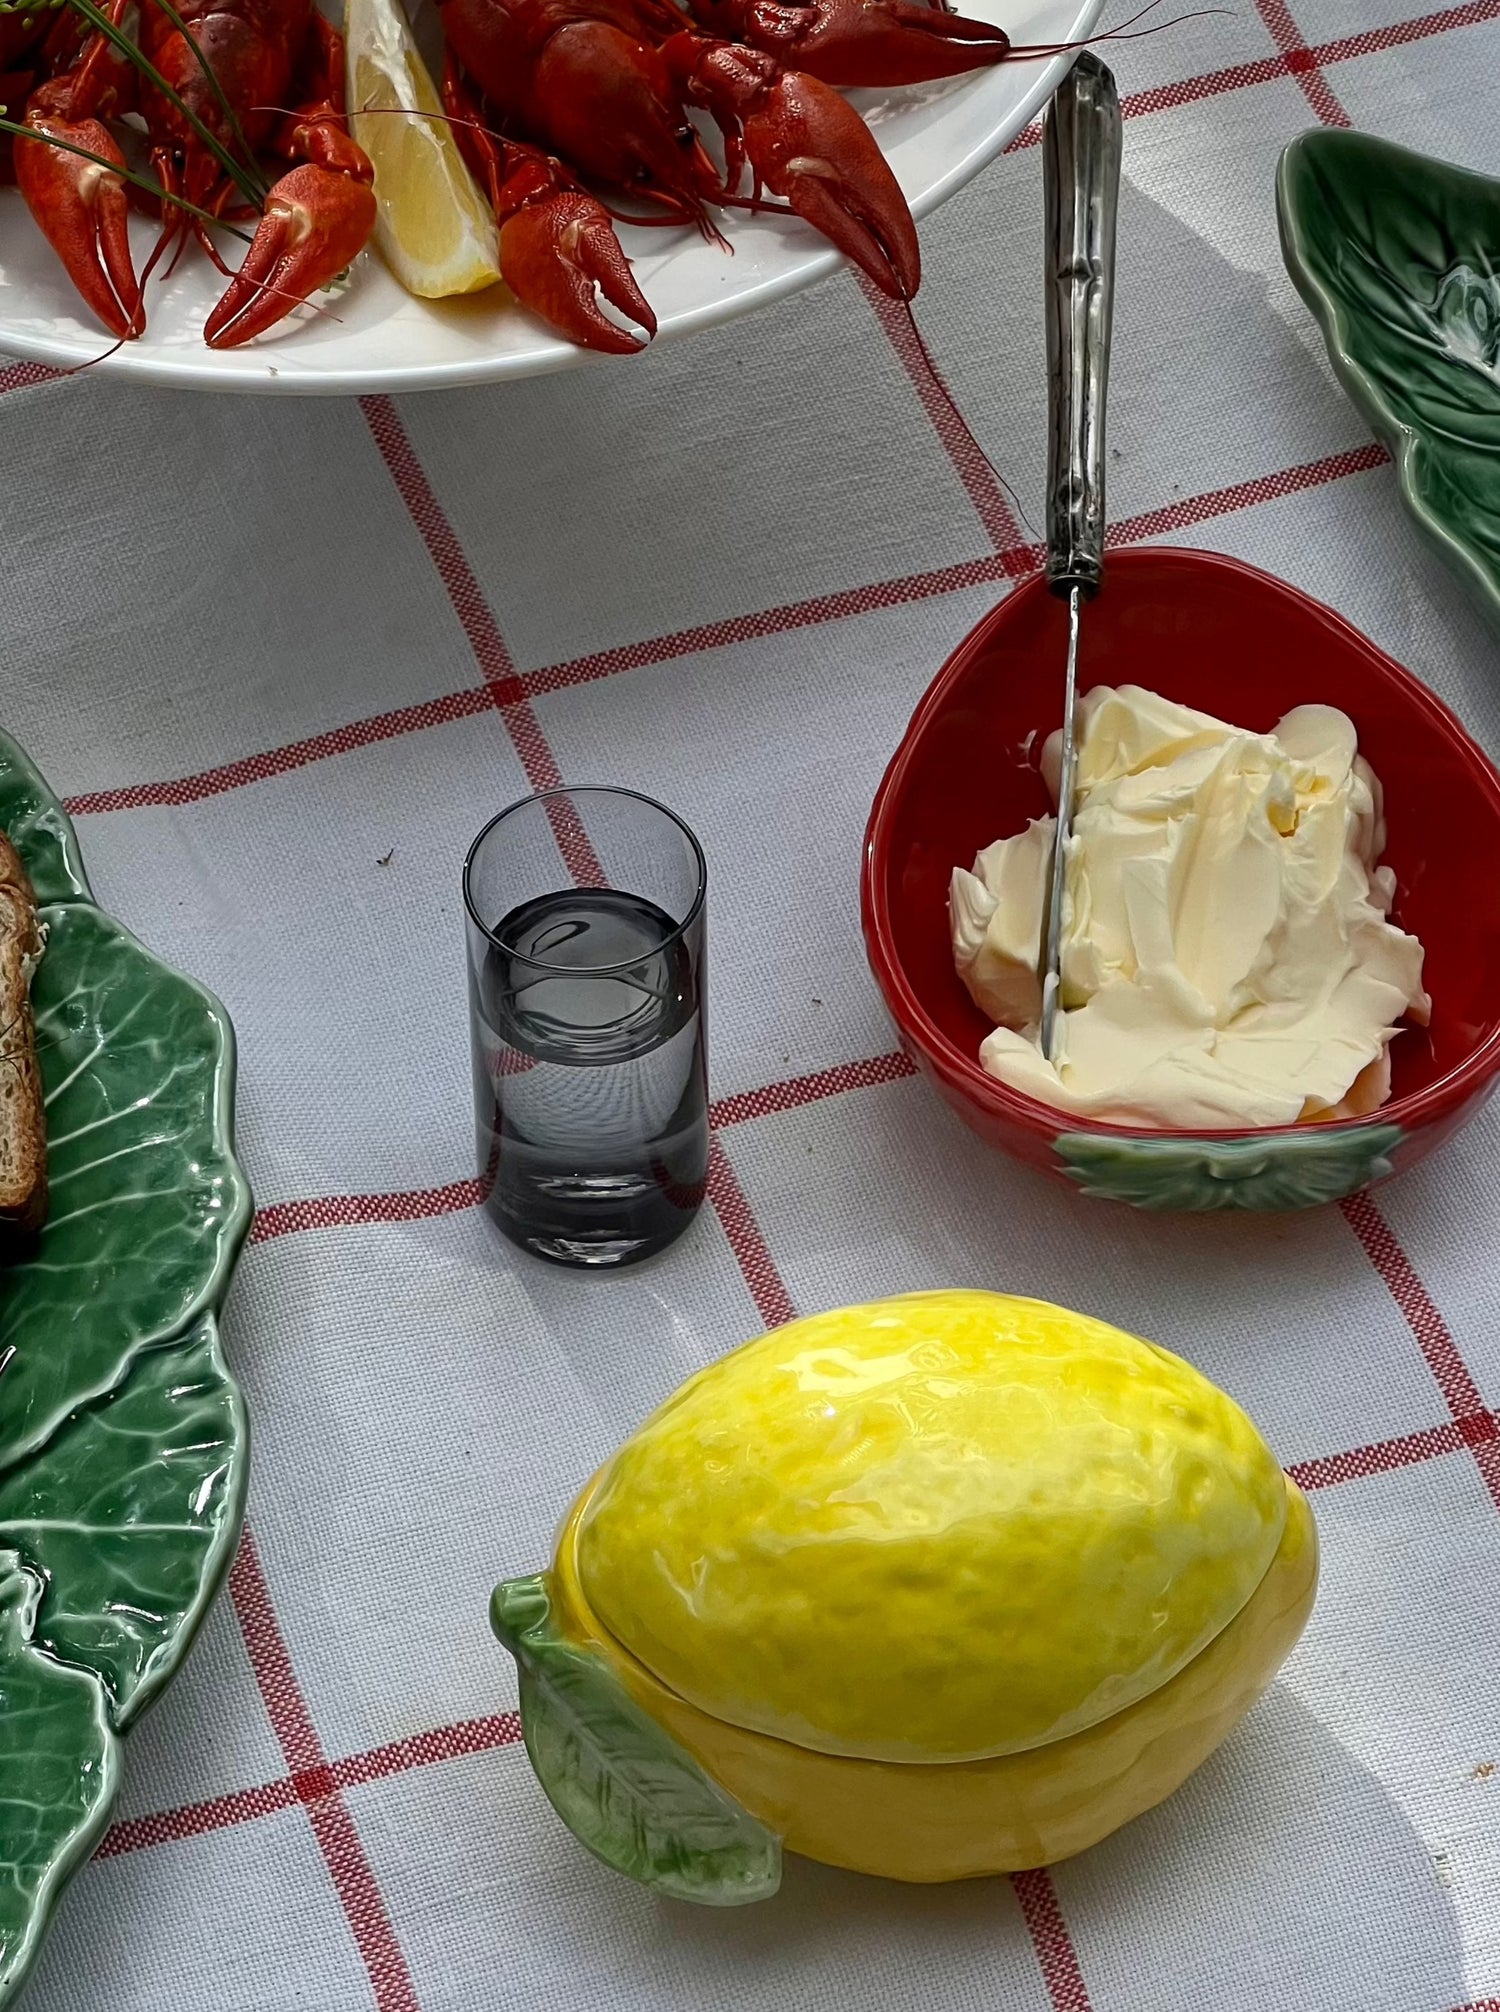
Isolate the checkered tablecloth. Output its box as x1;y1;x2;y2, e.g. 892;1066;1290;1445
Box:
5;0;1500;1998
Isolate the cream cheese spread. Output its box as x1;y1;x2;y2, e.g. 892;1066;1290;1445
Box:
950;685;1429;1129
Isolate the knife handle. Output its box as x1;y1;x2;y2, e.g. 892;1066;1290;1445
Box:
1043;53;1122;601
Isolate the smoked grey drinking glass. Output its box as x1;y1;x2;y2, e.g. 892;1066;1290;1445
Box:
463;787;709;1268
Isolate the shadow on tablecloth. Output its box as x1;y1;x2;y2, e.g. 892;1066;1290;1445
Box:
661;1688;1467;2012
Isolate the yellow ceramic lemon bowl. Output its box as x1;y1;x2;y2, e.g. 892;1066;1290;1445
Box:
490;1292;1318;1905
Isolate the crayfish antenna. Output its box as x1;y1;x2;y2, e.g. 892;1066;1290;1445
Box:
764;0;1010;86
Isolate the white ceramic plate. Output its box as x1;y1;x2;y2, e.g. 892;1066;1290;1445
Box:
0;0;1102;394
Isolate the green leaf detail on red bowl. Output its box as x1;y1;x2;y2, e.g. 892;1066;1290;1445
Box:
0;730;251;2009
491;1574;782;1907
1055;1124;1403;1211
1277;128;1500;625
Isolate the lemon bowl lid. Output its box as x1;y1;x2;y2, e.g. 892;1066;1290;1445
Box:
571;1291;1290;1765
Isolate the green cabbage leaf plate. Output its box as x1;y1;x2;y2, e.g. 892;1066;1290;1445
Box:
1279;128;1500;626
0;730;251;2007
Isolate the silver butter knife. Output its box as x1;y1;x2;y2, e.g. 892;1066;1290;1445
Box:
1039;53;1122;1061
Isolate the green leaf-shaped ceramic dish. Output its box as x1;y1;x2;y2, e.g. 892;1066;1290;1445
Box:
1278;128;1500;626
0;729;251;2008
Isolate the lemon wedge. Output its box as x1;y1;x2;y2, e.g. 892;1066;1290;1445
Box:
345;0;503;298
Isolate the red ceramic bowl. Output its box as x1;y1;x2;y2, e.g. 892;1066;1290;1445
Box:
862;547;1500;1211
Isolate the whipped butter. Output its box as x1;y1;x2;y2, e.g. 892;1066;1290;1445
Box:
950;685;1429;1129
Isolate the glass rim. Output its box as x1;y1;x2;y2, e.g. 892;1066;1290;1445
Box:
462;785;708;975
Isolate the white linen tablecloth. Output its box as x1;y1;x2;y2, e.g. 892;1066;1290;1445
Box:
5;1;1500;2000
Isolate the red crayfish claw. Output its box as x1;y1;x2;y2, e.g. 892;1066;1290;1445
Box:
687;0;1009;87
14;78;144;339
499;159;658;354
202;18;377;348
663;33;919;299
204;155;377;346
442;67;654;355
204;93;377;348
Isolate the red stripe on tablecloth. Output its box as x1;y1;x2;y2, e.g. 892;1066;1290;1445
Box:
1318;0;1500;57
65;688;498;815
1102;50;1294;126
709;1053;918;1128
358;397;516;692
1251;0;1353;123
1341;1194;1489;1415
1108;442;1388;543
98;1777;300;1857
245;1054;911;1247
66;443;1387;819
859;278;1023;551
331;1714;523;1792
707;1135;798;1329
1340;1194;1500;1510
65;562;1018;817
1011;1869;1094;2011
1286;1419;1478;1490
251;1179;485;1245
1003;0;1500;146
0;361;61;395
359;395;604;888
523;554;1030;699
98;1717;523;1860
228;1534;421;2011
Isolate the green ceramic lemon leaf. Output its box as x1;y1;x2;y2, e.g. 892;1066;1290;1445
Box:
491;1575;781;1907
0;1316;248;1726
0;726;250;2010
0;1555;122;2007
1278;129;1500;622
0;901;250;1472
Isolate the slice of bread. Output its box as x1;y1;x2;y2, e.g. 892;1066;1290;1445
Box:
0;831;46;1250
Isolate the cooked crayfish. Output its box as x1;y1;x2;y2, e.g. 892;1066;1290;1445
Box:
6;0;1022;352
683;0;1010;86
5;0;377;345
439;0;721;234
445;57;657;352
435;0;994;344
662;28;919;298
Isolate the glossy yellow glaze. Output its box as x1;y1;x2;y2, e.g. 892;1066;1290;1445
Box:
577;1292;1288;1763
553;1477;1317;1881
